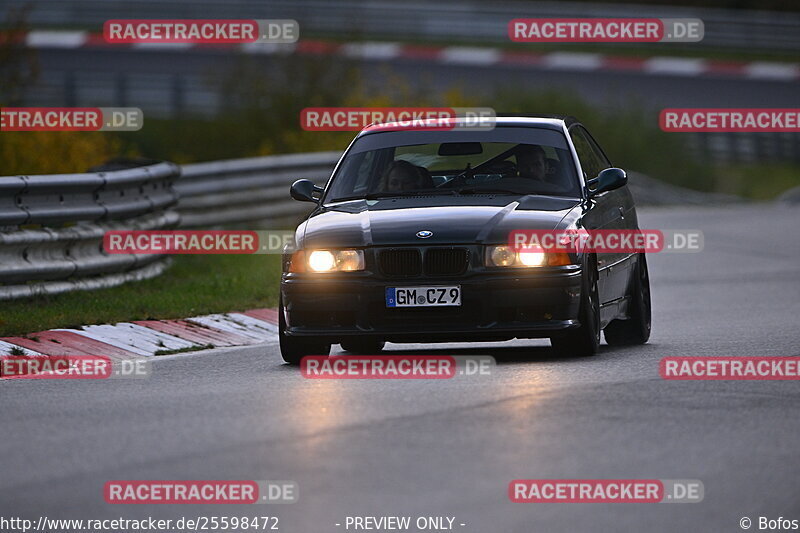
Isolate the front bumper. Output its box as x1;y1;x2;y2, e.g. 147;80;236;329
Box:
281;267;583;343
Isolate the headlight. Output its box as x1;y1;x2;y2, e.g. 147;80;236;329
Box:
486;245;571;267
490;246;516;267
518;249;546;266
308;250;336;272
296;249;365;273
334;250;365;271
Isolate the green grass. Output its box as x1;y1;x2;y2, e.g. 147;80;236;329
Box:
0;254;282;338
712;164;800;200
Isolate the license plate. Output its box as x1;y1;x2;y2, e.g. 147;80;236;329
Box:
386;286;461;308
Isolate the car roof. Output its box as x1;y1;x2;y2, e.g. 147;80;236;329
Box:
358;115;578;136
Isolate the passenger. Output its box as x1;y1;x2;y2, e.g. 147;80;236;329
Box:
381;160;424;192
516;144;547;181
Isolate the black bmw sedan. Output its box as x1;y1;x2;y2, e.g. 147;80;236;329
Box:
279;116;651;364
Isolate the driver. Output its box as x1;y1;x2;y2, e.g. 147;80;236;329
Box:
381;160;424;192
515;144;547;181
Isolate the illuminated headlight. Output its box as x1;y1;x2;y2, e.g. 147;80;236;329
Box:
486;245;570;268
518;249;546;266
307;249;365;272
308;250;336;271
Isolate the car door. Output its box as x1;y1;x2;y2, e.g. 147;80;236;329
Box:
568;125;626;305
580;126;637;305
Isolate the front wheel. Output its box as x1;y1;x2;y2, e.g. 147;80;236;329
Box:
603;253;651;346
279;296;331;365
550;259;600;357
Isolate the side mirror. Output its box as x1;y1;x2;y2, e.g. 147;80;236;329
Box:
290;179;323;203
587;168;627;198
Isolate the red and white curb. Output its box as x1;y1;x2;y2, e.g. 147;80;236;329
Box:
17;31;800;82
0;309;279;377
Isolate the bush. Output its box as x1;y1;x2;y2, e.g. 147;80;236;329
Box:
0;131;127;175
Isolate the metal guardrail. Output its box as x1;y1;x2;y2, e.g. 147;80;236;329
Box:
175;151;339;228
0;162;181;300
6;0;800;53
0;153;342;300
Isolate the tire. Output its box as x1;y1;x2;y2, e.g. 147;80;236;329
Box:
550;258;600;357
340;340;386;354
604;253;651;346
279;296;331;365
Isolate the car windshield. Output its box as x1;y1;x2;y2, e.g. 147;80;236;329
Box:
324;127;581;203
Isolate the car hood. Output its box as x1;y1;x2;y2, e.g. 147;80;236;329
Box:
299;195;581;248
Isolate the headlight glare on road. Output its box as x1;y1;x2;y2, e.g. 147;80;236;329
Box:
307;249;365;272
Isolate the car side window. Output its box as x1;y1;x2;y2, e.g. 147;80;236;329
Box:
569;126;608;179
581;127;611;171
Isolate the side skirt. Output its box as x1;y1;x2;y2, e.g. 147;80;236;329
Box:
599;295;631;329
